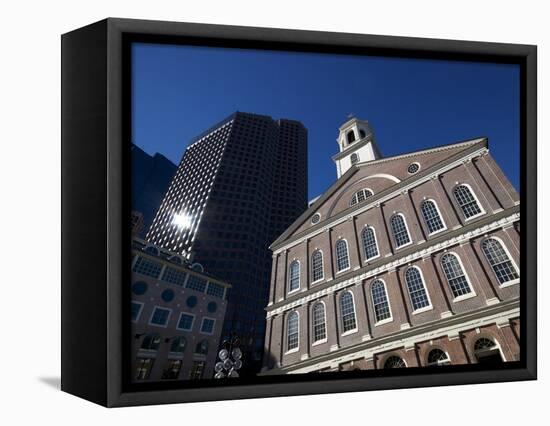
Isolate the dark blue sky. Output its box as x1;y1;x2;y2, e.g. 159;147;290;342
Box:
132;43;520;199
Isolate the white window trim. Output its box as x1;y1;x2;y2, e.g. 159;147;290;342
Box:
288;259;301;294
422;199;448;236
441;252;477;301
370;278;394;325
335;238;351;274
199;317;216;335
311;249;325;284
285;311;300;354
349;188;374;207
311;212;321;225
391;213;413;249
311;301;328;344
382;354;408;368
473;336;507;363
405;266;433;313
362;225;380;262
340;290;358;335
407;162;421;175
454;183;486;221
426;347;451;366
482;236;520;287
176;311;195;331
148;306;172;328
131;301;144;323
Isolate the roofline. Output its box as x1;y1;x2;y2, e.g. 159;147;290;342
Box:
269;137;488;250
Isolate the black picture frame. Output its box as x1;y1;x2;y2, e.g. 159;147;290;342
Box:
61;17;537;407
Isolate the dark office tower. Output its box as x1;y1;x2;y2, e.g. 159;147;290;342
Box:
146;112;308;373
131;144;177;237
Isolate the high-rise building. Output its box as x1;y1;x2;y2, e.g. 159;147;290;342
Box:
146;112;308;372
261;117;520;374
131;144;177;237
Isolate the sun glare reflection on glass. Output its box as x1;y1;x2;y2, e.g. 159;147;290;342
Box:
172;213;193;229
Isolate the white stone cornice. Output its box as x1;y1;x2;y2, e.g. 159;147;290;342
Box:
272;147;488;254
266;212;519;318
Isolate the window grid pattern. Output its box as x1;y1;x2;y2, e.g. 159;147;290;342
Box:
441;253;472;297
474;338;496;351
427;349;449;365
350;153;359;165
384;356;406;368
177;313;194;331
206;282;225;299
150;307;170;326
312;251;324;282
453;185;482;219
170;337;186;353
390;214;411;247
162;266;188;286
350;189;374;206
287;312;299;350
421;200;445;233
482;238;519;284
186;275;207;292
131;302;142;321
371;280;391;322
362;227;379;260
289;261;300;292
312;303;327;342
336;240;350;271
405;268;430;310
132;256;162;278
340;292;357;332
201;318;215;334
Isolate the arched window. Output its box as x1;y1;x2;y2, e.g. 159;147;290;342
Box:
312;302;327;342
371;280;391;322
195;339;209;355
421;200;446;234
482;238;519;285
141;333;161;351
288;260;300;292
311;250;324;282
427;349;450;366
335;239;350;272
350;188;374;206
474;337;503;364
144;245;160;256
170;336;187;353
453;184;483;219
359;129;366;139
340;291;357;332
390;214;411;248
441;253;472;298
361;227;379;260
350;153;359;165
405;267;430;311
384;355;406;368
287;311;299;351
346;130;356;144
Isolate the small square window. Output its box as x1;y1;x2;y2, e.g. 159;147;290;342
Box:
177;313;195;331
150;307;171;327
201;318;216;334
131;301;143;322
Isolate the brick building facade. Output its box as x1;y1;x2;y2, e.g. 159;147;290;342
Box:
130;238;230;381
261;118;520;374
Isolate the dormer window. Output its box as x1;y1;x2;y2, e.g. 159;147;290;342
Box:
346;130;356;144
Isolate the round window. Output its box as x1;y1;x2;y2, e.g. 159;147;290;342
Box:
132;281;148;295
161;289;175;302
207;301;217;313
311;213;321;225
186;295;198;308
407;162;420;174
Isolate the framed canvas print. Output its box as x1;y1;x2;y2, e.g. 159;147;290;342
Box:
61;18;537;407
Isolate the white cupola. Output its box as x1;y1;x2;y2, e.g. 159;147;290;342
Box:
332;117;382;178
